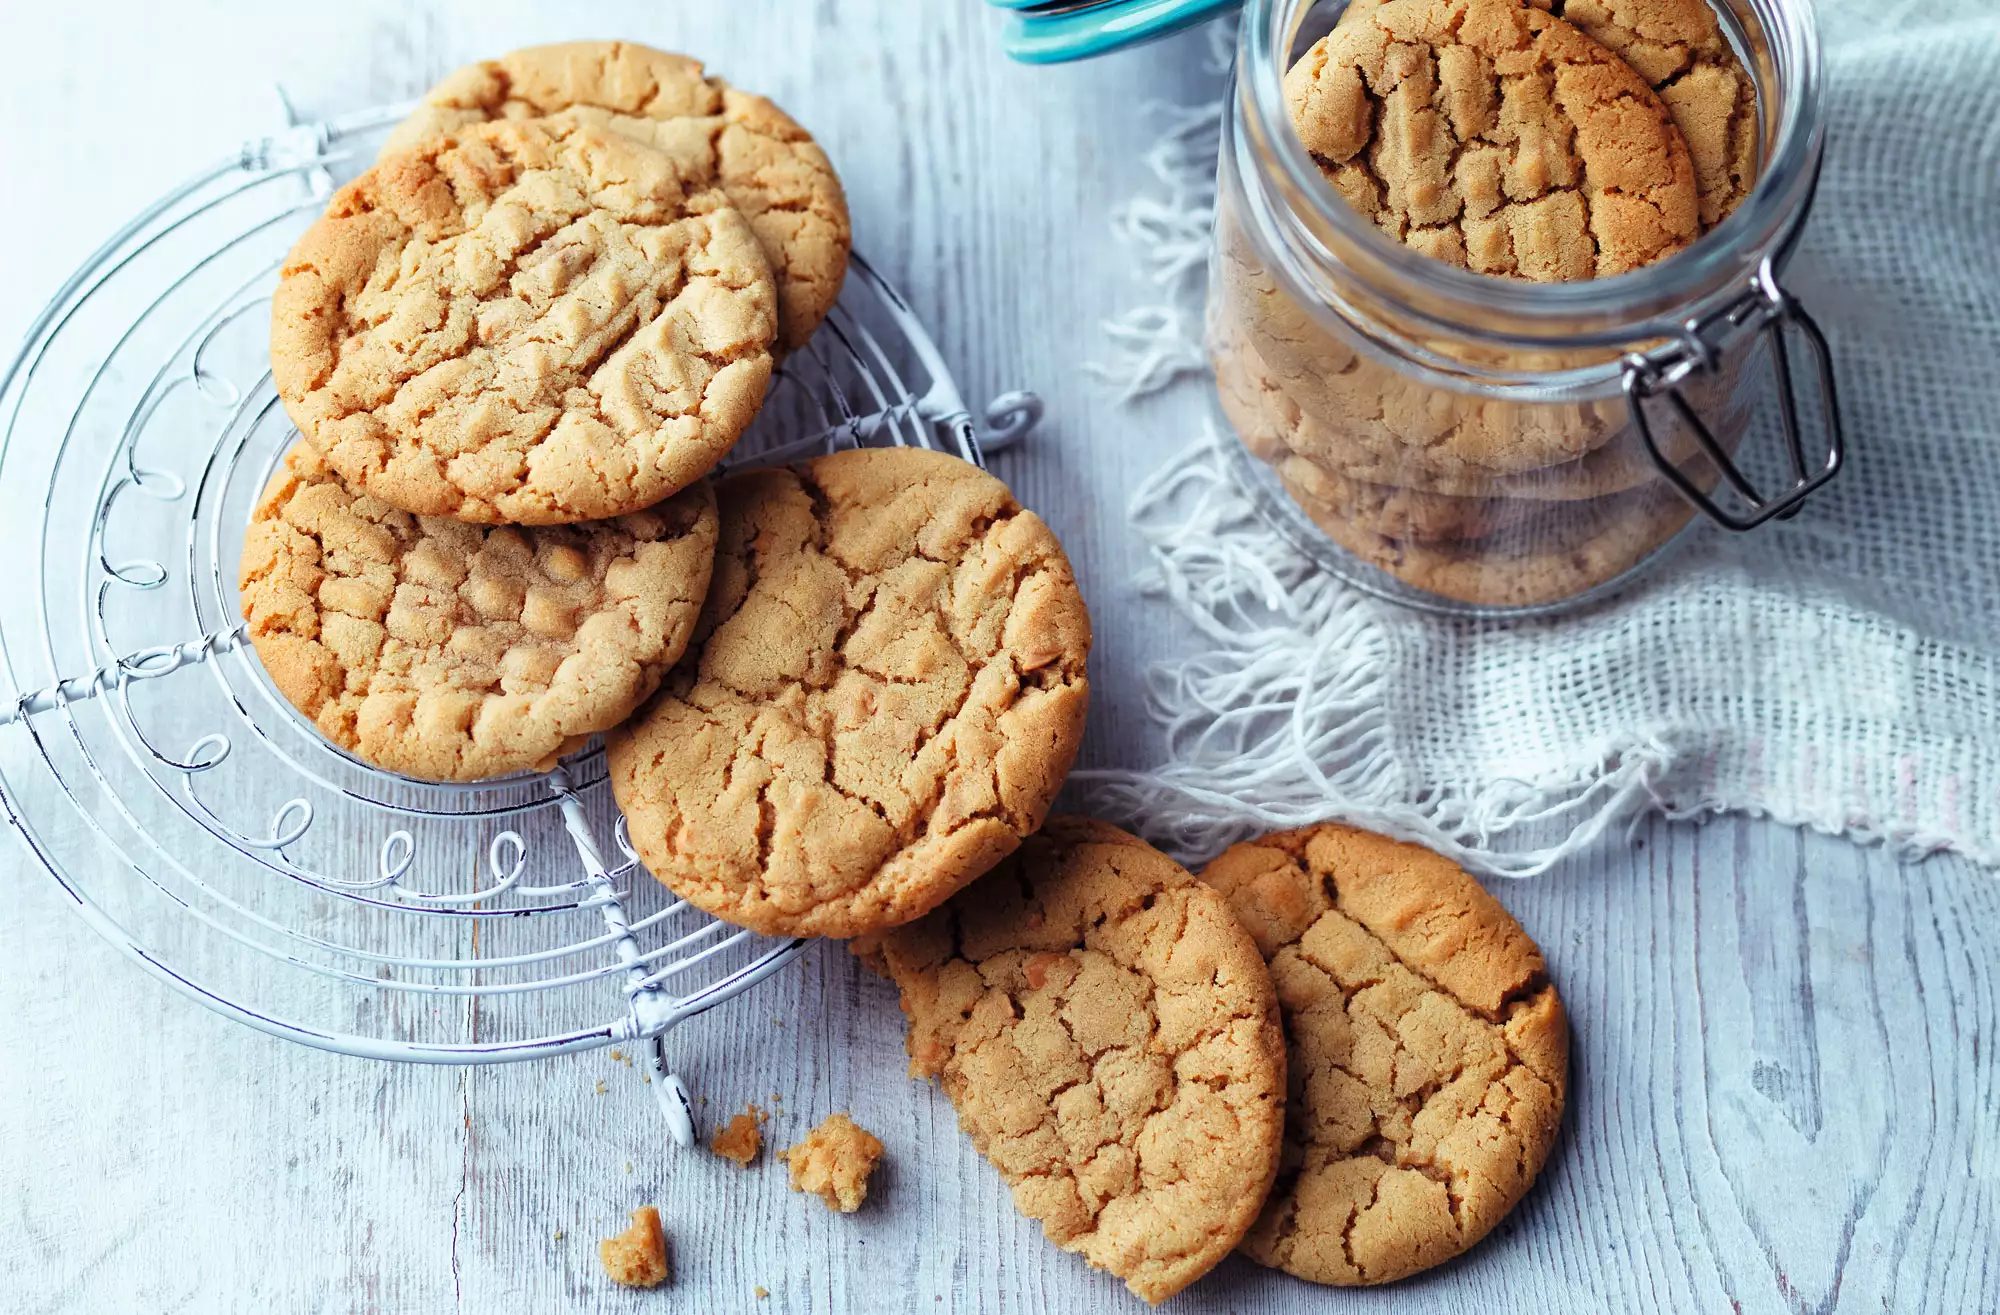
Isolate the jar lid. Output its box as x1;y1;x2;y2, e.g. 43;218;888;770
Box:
994;0;1241;64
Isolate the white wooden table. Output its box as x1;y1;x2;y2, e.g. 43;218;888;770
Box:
1;4;1993;1312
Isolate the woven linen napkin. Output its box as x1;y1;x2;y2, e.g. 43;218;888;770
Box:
1077;3;2000;875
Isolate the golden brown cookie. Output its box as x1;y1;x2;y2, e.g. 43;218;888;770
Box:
1212;307;1650;498
1202;824;1568;1286
1273;455;1669;545
1301;474;1695;606
384;41;850;351
858;817;1288;1305
240;443;716;781
607;446;1090;938
1287;0;1700;278
1541;0;1758;227
1210;214;1643;485
1212;330;1527;540
1214;329;1687;547
783;1113;885;1213
272;116;776;526
1210;291;1749;501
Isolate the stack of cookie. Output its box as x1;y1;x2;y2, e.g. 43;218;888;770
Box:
857;816;1569;1302
246;41;856;781
247;35;1093;899
1209;0;1760;608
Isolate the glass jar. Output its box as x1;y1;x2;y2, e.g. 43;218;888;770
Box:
1208;0;1842;615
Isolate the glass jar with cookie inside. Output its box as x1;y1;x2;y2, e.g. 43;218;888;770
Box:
1208;0;1842;613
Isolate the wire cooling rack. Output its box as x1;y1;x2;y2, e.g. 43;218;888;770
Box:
0;97;1041;1146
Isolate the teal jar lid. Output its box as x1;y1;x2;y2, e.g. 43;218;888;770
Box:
997;0;1240;64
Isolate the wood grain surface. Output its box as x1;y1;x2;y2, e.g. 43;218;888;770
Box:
0;3;1994;1313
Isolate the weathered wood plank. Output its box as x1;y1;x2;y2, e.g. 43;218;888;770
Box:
0;3;1994;1314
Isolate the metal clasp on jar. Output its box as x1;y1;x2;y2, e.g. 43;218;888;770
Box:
1622;252;1844;531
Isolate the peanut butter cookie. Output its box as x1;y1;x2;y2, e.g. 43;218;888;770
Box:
1287;0;1700;278
1211;212;1646;484
1542;0;1758;227
1299;473;1695;606
241;443;716;782
385;41;849;352
608;447;1090;939
857;817;1287;1305
272;116;776;526
1217;346;1583;540
1211;298;1746;499
1274;455;1670;545
1202;824;1568;1286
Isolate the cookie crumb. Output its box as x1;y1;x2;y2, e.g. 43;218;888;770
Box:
553;1230;564;1242
754;1286;770;1300
623;1161;633;1175
598;1206;669;1288
712;1104;767;1166
593;1079;608;1096
783;1113;884;1213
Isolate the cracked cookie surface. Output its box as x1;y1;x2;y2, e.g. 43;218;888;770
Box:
384;41;849;352
856;817;1287;1305
1540;0;1757;227
272;116;776;525
607;446;1090;938
241;443;716;782
1288;0;1699;278
1201;824;1568;1286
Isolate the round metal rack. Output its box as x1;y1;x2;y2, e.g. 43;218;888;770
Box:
0;98;1041;1146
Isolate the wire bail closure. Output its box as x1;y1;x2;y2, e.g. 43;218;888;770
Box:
1622;253;1844;532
